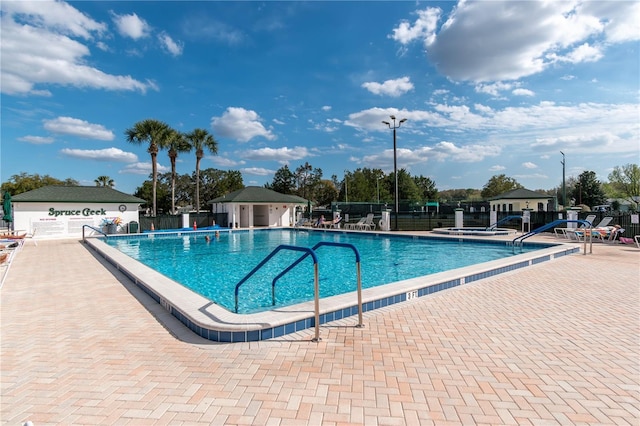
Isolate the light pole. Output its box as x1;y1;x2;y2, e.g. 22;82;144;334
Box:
560;151;566;210
344;171;348;203
382;115;407;231
376;176;381;204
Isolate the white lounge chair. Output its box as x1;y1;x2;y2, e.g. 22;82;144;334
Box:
593;216;613;228
345;217;366;230
360;213;376;231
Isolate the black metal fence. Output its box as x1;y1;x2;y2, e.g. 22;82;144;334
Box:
341;210;639;237
137;212;228;232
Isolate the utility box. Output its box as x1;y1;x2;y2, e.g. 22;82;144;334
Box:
128;221;139;234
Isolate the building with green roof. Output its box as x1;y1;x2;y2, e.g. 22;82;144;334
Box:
209;186;309;228
11;186;145;238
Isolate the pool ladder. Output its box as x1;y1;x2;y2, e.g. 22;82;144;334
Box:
234;242;363;342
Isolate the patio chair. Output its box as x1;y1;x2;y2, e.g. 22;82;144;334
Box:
360;213;376;231
345;217;366;230
592;216;613;228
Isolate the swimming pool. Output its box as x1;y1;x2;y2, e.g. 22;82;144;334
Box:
106;230;542;314
86;229;579;342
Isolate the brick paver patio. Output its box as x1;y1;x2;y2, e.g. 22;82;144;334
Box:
1;236;639;425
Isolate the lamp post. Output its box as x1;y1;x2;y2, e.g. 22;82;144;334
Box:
344;171;348;203
560;151;566;210
382;115;407;231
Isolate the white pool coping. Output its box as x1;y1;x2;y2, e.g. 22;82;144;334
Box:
85;230;579;342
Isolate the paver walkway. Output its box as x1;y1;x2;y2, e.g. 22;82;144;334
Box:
1;237;639;425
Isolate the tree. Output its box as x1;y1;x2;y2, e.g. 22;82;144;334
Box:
572;171;606;208
163;130;190;214
315;179;339;207
413;175;438;202
481;174;523;199
125;119;172;216
608;164;640;209
295;162;322;201
197;168;244;204
94;175;114;187
134;177;171;214
1;173;78;196
185;128;218;213
267;165;296;194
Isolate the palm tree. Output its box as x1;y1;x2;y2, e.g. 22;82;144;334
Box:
125;119;171;216
94;175;114;187
163;129;190;215
184;128;218;213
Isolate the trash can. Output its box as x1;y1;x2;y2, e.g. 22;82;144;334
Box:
128;221;139;234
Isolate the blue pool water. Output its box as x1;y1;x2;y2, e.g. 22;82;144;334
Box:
106;229;544;314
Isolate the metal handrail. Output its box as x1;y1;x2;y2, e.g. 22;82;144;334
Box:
82;225;108;242
511;219;593;254
234;244;319;313
271;241;364;328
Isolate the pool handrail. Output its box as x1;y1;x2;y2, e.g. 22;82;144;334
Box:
487;215;522;230
234;244;319;313
270;241;364;328
82;225;108;242
512;219;593;254
234;244;322;341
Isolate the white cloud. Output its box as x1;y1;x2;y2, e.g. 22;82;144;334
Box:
512;88;535;97
211;107;276;142
60;147;138;162
241;167;275;176
322;106;332;111
43;117;114;140
209;157;246;167
0;3;152;95
120;161;169;175
362;77;414;97
489;165;506;172
522;162;537;169
111;12;151;39
158;32;183;56
388;8;441;45
1;0;106;39
18;135;54;145
475;82;513;96
242;146;310;161
391;1;639;82
360;141;501;171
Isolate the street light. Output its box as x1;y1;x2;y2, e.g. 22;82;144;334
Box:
560;151;566;210
382;115;407;231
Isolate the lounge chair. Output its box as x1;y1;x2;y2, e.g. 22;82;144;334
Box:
556;214;597;240
592;216;613;228
345;217;366;230
321;216;343;229
360;213;376;231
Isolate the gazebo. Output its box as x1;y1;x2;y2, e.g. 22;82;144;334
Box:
209;186;309;228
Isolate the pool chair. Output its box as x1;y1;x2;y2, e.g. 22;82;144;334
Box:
322;216;343;229
345;217;367;230
592;216;613;228
556;214;597;240
360;213;376;231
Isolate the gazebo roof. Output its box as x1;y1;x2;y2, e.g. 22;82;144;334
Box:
209;186;308;204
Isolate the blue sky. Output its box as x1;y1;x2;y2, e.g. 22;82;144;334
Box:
1;1;638;195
